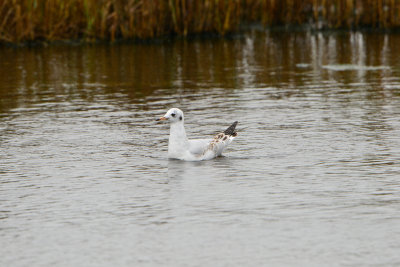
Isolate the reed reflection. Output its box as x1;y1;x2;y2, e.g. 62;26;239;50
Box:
1;32;400;115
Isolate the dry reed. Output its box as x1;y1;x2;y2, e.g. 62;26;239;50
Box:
1;0;400;43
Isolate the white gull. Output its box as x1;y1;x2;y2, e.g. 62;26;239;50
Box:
156;108;238;161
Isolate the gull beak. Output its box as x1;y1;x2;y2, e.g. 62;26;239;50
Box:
156;116;167;121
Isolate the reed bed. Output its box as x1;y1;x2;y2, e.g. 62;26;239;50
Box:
1;0;400;43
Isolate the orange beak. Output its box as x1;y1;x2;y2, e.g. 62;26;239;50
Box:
156;116;167;121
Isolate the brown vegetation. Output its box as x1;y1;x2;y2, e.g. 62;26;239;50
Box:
1;0;400;43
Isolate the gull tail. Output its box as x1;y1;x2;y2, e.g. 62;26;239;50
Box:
224;121;238;136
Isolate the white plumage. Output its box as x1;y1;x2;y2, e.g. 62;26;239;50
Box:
157;108;238;161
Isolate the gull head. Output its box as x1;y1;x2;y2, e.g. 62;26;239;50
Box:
156;108;184;123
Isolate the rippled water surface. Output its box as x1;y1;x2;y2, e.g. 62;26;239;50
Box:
1;31;400;266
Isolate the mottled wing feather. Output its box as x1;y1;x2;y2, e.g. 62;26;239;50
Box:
188;122;238;160
209;133;232;153
203;123;238;158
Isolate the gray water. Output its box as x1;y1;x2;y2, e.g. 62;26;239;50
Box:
1;31;400;266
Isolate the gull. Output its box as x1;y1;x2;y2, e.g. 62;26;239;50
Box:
156;108;238;161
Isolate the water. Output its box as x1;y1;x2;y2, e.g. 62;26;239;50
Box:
1;31;400;266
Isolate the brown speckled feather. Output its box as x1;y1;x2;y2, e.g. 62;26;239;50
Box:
204;121;238;156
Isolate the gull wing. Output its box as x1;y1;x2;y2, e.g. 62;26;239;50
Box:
200;121;238;160
188;139;211;155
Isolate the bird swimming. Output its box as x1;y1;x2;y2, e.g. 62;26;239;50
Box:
156;108;238;161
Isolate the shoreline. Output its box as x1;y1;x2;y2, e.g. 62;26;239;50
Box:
2;24;400;48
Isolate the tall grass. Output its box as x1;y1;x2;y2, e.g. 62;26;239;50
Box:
1;0;400;43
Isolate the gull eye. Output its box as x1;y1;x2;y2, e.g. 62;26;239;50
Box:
171;113;176;117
